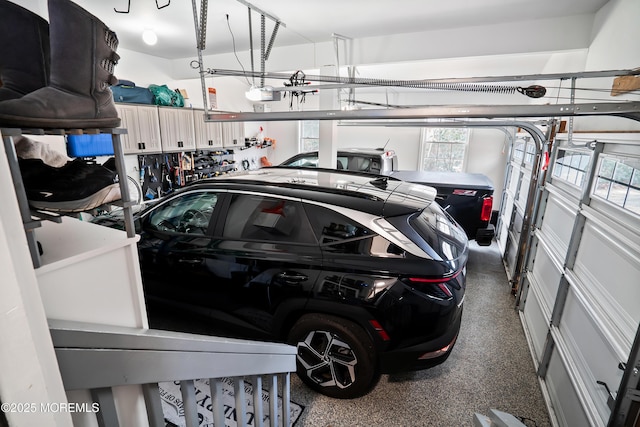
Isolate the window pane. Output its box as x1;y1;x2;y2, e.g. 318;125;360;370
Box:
148;192;217;234
426;128;467;143
304;203;374;254
625;188;640;214
302;138;319;152
423;142;437;158
632;169;640;188
424;158;438;171
553;164;563;179
436;159;452;172
608;182;628;206
451;159;464;172
613;162;633;185
301;120;319;138
594;178;611;199
451;144;465;160
438;144;452;158
599;158;616;179
223;195;315;243
513;141;525;161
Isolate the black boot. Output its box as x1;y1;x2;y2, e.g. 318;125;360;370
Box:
0;0;50;101
0;0;120;129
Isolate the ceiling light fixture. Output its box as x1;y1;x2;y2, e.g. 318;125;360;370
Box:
142;29;158;46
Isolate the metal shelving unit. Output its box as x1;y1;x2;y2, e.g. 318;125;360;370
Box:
1;127;135;268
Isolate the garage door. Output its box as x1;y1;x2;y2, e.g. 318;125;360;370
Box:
496;133;537;288
518;135;640;426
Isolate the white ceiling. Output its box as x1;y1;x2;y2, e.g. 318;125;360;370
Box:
73;0;610;61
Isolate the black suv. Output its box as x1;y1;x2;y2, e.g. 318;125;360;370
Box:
94;167;468;399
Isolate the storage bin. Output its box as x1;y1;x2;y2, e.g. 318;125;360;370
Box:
66;134;114;157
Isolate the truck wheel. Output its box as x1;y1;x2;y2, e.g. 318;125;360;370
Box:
288;313;380;399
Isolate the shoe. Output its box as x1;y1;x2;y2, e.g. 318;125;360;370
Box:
19;157;121;212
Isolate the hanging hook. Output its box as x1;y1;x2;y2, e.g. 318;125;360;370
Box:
156;0;170;9
114;0;130;13
115;0;170;13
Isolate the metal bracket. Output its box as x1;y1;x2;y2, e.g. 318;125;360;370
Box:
115;0;170;14
597;380;616;410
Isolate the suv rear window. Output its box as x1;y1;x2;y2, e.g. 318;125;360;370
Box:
408;207;467;261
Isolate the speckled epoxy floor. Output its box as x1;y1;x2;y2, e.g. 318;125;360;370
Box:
289;241;552;427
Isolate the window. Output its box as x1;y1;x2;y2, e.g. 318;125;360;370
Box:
223;194;316;243
513;139;526;162
552;149;591;187
299;120;319;152
147;192;217;234
593;155;640;215
524;141;536;166
304;204;403;257
420;128;468;172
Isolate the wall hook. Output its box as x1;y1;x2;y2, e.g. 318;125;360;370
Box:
115;0;170;14
114;0;130;14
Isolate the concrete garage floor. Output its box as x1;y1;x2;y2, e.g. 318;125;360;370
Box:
289;241;552;427
148;241;552;426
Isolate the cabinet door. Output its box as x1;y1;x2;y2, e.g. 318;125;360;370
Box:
136;105;162;153
159;108;196;152
193;110;223;149
158;107;179;152
115;104;141;154
222;122;243;147
176;109;196;151
207;121;223;148
192;109;208;149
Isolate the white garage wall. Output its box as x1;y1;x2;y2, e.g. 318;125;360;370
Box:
573;0;640;132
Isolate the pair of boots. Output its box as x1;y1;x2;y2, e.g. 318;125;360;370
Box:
0;0;120;129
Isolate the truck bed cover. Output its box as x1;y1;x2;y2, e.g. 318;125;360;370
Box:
388;171;494;192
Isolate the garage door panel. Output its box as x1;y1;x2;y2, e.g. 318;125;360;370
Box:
540;190;579;257
516;176;530;211
522;279;551;363
559;287;624;424
546;350;591;427
504;234;518;278
573;221;640;344
529;241;563;312
507;165;521;196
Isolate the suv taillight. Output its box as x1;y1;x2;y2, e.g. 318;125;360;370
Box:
480;196;493;222
406;272;461;300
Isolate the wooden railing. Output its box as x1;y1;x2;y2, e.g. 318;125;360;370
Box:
49;319;297;427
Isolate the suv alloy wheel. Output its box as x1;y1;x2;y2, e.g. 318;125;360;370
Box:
288;313;380;399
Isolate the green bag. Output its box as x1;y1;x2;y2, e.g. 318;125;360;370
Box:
148;84;185;107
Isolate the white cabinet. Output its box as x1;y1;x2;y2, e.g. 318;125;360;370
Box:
35;217;147;328
158;107;196;152
222;122;244;147
115;104;162;154
193;109;223;149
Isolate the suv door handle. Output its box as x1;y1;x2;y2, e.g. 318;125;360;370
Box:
276;271;308;283
178;258;202;265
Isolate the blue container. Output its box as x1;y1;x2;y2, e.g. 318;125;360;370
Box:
66;134;114;157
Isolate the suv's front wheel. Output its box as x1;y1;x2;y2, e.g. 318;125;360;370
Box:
288;313;380;399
